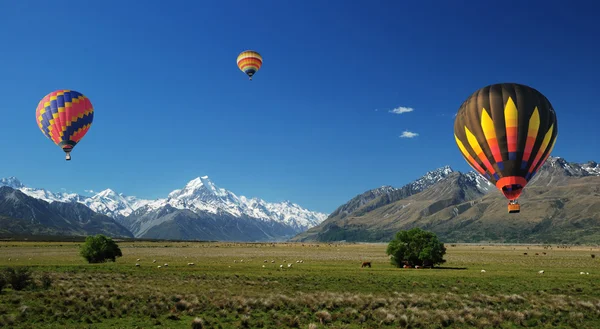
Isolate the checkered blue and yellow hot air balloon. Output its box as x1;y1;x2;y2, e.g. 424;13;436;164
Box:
35;90;94;161
453;83;558;214
237;50;262;80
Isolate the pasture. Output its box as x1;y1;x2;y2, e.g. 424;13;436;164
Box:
1;241;600;328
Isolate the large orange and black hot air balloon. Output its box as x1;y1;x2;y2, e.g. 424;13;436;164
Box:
453;83;558;213
237;50;262;80
35;90;94;161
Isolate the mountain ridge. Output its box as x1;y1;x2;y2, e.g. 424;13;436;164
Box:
291;156;600;244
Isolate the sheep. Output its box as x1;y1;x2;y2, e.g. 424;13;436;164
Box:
262;265;265;268
264;260;268;263
296;260;300;263
135;263;140;267
580;272;585;275
164;263;168;267
481;270;486;273
300;260;304;263
153;260;156;263
271;260;275;263
279;265;283;269
137;258;141;261
157;265;162;269
187;263;195;266
234;260;237;263
287;263;293;268
538;270;544;274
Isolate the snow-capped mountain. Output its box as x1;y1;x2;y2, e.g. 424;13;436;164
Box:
0;177;84;204
132;176;327;232
82;189;151;219
0;175;328;238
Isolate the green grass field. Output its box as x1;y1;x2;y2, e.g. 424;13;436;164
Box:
1;241;600;328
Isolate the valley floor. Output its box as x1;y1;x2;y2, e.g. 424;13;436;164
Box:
1;241;600;328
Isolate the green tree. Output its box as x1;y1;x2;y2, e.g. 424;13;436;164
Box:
80;234;123;263
386;227;446;267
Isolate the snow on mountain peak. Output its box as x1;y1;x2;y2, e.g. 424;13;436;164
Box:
0;177;25;189
97;188;118;198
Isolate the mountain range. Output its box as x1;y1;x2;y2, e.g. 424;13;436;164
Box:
292;156;600;244
0;176;327;241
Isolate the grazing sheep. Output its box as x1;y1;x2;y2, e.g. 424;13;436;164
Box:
271;260;275;263
164;263;168;267
296;260;300;263
538;270;544;274
262;265;265;268
135;263;140;267
264;260;268;263
157;266;162;268
287;263;293;268
187;263;195;266
137;258;141;261
580;272;585;275
415;265;422;269
587;272;590;275
592;254;596;259
300;260;303;263
481;270;486;273
279;265;283;269
153;260;156;263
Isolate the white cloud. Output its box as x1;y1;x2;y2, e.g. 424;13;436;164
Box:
389;106;414;114
85;189;95;194
400;131;419;138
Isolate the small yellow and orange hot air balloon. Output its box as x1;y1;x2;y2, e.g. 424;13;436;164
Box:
237;50;262;80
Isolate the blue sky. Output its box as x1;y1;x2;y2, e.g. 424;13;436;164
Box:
0;1;598;214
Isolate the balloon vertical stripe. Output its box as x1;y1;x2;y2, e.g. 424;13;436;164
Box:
455;135;489;178
504;97;518;160
526;124;555;180
480;109;503;169
521;108;540;169
465;127;498;179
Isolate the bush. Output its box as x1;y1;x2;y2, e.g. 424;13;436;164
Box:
386;227;446;267
3;267;33;291
0;273;6;293
79;234;123;264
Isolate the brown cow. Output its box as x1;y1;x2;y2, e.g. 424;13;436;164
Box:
361;262;371;268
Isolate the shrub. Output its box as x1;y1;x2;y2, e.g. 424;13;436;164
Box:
3;267;33;291
0;273;6;293
386;227;446;267
79;234;123;264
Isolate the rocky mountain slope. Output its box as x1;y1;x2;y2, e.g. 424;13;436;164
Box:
292;156;600;244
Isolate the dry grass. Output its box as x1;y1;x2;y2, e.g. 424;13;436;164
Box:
0;241;599;328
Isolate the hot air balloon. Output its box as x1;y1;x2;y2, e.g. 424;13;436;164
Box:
35;90;94;161
237;50;262;80
453;83;558;214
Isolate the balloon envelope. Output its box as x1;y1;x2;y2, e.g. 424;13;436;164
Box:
35;90;94;159
237;50;262;80
453;83;558;201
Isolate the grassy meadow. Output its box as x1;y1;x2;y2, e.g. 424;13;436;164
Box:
1;241;600;328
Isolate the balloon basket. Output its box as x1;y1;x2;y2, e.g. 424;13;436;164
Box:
508;203;520;214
